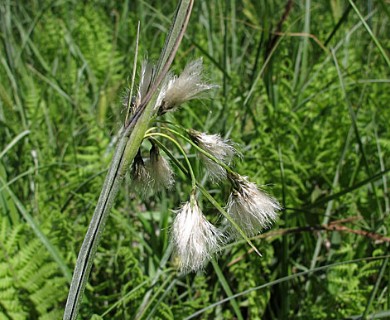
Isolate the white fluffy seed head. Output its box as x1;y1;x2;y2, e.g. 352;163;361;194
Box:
172;196;223;273
148;145;174;191
190;131;236;181
157;59;217;114
227;175;280;237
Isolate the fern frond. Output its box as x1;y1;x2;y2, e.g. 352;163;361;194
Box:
0;219;67;319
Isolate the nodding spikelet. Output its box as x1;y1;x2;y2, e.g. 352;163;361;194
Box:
190;130;236;181
148;144;174;191
130;151;152;194
157;59;217;114
172;196;223;273
227;174;280;237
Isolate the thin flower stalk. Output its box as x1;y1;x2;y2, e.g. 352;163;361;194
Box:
145;132;196;190
149;135;266;258
152;125;236;180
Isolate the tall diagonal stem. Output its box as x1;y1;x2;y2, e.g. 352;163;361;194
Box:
63;1;194;319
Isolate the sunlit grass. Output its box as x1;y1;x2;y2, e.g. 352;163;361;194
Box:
0;1;389;319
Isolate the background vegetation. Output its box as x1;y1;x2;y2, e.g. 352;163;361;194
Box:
1;0;389;319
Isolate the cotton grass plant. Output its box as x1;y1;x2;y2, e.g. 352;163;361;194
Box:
63;1;196;318
64;0;279;319
0;1;386;318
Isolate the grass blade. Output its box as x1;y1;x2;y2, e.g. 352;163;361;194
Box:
0;130;30;160
348;0;390;68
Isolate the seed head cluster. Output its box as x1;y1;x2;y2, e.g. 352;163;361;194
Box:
129;59;280;273
189;130;235;181
157;59;216;114
148;144;174;191
172;196;224;272
227;175;280;236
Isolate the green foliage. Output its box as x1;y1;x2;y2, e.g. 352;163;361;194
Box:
0;219;67;319
298;246;386;319
0;0;389;319
224;244;274;319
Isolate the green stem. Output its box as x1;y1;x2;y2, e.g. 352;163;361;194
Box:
63;116;144;320
161;125;236;175
145;132;196;190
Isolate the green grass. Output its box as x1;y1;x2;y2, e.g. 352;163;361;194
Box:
1;0;389;319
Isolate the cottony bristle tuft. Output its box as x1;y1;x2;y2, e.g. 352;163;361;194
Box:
227;175;280;236
190;130;236;181
172;196;223;273
157;59;217;114
148;144;174;191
